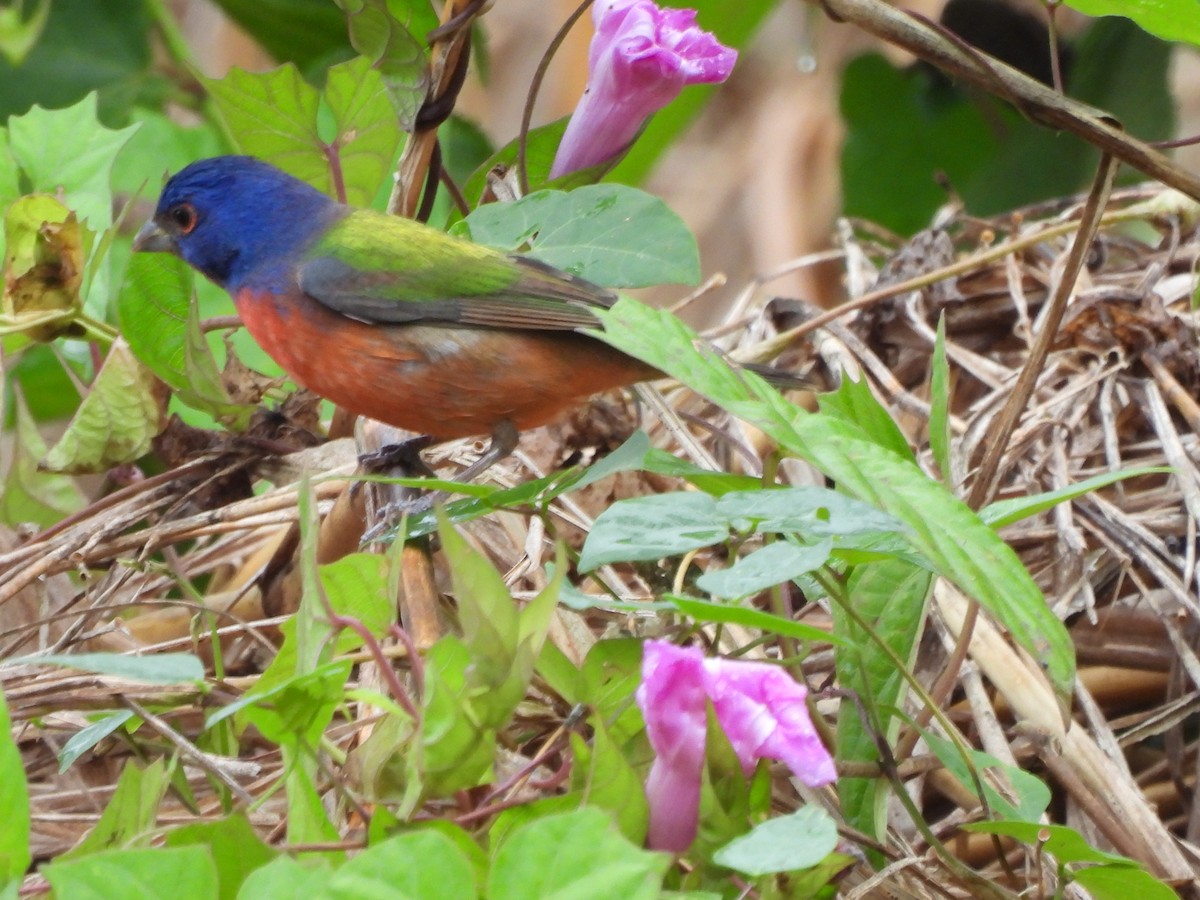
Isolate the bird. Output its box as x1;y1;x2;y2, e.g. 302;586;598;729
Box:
132;155;798;479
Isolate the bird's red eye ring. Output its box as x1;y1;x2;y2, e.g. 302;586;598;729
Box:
169;203;197;234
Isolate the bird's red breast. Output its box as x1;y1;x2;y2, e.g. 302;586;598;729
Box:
234;287;656;439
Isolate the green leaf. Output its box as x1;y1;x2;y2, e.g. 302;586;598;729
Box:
335;0;427;127
580;639;646;749
713;806;838;876
64;758;167;858
696;539;832;600
164;815;275;900
980;466;1170;529
668;594;843;645
59;710;136;773
1;388;85;528
0;0;152;126
437;516;560;730
1070;862;1179;900
841;19;1173;234
110;110;223;197
715;486;909;541
420;636;495;795
487;808;669;900
0;0;50;67
120;254;254;426
0;690;30;886
43;846;219;900
41;339;165;474
571;715;649;845
204;58;401;206
834;558;932;843
209;0;351;72
962;820;1150;865
820;372;914;462
1064;0;1198;51
457;185;700;287
595;296;1076;709
323;830;478;899
236;662;351;747
238;856;333;900
922;732;1050;823
5;651;203;684
579;491;727;572
6;93;137;235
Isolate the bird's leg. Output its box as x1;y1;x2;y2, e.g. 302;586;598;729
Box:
360;421;520;543
452;419;520;485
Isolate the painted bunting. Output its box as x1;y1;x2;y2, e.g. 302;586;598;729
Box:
132;155;792;469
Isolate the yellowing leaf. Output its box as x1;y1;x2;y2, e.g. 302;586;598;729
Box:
2;194;87;341
42;340;167;474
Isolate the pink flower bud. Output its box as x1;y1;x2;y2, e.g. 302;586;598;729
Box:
636;640;836;853
549;1;737;178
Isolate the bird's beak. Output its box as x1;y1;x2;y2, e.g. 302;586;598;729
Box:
132;219;175;254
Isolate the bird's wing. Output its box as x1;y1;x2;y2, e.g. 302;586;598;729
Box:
297;209;616;332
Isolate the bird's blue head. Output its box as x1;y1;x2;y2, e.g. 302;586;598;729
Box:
133;156;343;290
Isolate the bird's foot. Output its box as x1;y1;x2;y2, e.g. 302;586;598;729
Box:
358;435;436;476
361;493;440;543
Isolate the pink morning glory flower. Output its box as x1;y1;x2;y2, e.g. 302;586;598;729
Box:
636;640;837;852
549;0;738;178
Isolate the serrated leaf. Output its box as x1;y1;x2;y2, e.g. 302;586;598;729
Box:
44;846;218;900
5;93;137;234
578;492;727;572
204;58;401;206
696;539;832;600
42;339;166;474
595;296;1076;709
713;806;838;876
458;185;700;287
0;690;30;886
335;0;427;127
488;808;669;900
0;1;152;129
